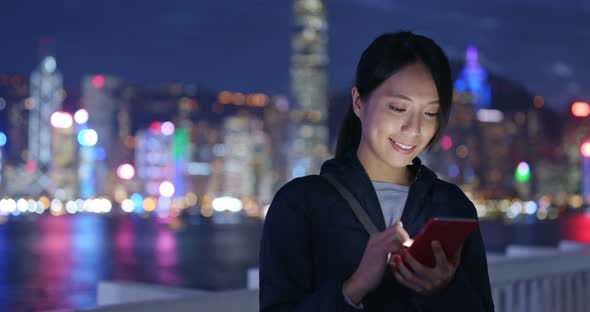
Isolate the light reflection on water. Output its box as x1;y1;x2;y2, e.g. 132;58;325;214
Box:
0;214;262;311
0;213;588;311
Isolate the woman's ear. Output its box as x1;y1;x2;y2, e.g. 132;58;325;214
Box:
352;87;363;118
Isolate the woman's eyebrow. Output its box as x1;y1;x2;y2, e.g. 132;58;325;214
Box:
389;93;439;104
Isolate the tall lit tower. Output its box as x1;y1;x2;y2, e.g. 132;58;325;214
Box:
28;56;63;176
454;45;491;111
289;0;330;178
82;74;122;196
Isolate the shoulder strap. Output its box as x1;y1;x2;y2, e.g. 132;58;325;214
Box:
321;173;378;235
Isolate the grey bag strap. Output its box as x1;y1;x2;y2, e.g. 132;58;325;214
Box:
321;173;379;235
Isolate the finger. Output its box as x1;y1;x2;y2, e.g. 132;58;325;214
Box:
402;249;434;280
389;262;397;277
432;241;450;270
395;255;432;291
383;233;407;254
383;220;404;236
385;223;410;247
393;270;423;293
403;239;414;248
393;221;410;243
385;239;405;255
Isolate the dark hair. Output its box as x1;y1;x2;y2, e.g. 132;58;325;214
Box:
335;31;453;157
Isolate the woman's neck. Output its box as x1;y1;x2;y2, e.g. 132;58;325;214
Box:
356;148;413;186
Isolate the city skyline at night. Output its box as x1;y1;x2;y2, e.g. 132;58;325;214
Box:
0;2;589;311
0;0;588;110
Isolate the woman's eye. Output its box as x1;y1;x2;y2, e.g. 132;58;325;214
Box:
388;105;406;112
425;112;440;117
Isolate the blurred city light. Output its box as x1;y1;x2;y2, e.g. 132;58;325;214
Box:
92;75;105;89
143;197;156;212
149;122;161;135
121;199;134;213
50;112;73;129
581;140;590;158
159;181;175;198
0;131;6;147
218;91;232;104
507;201;523;219
42;56;57;73
476;109;504;122
24;161;36;173
525;201;538;215
78;129;98;147
212;196;243;213
27;199;37;213
533;95;544;109
440;135;453;151
50;199;63;214
16;198;27;212
130;193;144;212
448;164;459;178
75;199;84;212
571;101;590;118
161;121;175;135
515;162;531;183
117;164;136;180
39;196;49;209
74;109;89;124
66;201;77;214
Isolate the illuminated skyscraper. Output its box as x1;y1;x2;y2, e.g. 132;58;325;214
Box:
289;0;330;178
429;46;550;199
454;45;491;111
0;75;28;165
222;115;272;201
50;112;77;198
135;125;174;197
82;75;123;196
28;56;63;179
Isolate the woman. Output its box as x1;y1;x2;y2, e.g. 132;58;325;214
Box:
259;31;494;311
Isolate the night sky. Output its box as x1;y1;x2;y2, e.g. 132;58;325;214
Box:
1;0;589;110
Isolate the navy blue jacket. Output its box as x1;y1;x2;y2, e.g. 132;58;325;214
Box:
259;152;494;311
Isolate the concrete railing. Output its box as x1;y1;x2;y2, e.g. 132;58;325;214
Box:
488;241;590;312
85;287;258;312
95;280;208;306
76;241;590;312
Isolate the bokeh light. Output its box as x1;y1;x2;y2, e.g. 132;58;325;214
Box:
117;164;136;180
440;135;453;151
159;181;175;198
74;109;89;124
50;112;73;129
0;131;6;147
92;75;105;89
78;129;98;147
571;101;590;118
161;122;175;135
515;162;531;183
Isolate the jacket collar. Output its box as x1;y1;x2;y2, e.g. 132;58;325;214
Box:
320;151;437;232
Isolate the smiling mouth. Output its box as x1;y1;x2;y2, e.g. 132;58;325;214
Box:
389;138;416;151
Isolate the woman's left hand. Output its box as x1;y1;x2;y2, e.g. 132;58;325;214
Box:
390;241;462;295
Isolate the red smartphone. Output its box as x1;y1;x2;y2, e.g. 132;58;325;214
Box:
400;217;477;268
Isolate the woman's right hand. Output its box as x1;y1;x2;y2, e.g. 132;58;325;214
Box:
343;220;410;305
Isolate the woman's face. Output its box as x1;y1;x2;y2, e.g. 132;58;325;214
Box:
353;62;440;171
